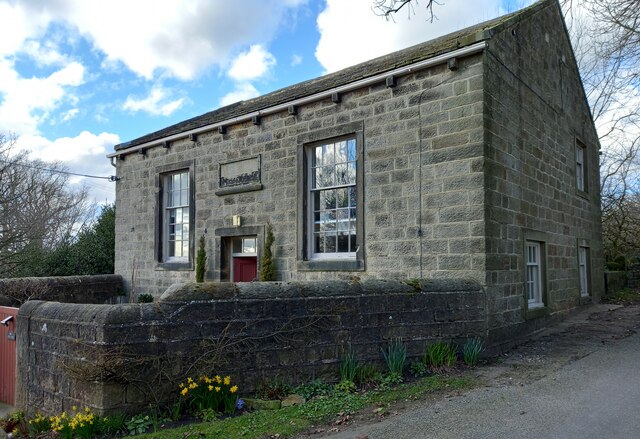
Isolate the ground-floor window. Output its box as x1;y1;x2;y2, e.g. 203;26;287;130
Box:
155;161;195;270
526;240;544;308
578;246;590;297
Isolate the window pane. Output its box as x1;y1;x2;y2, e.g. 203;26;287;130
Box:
169;224;175;240
171;190;180;207
336;188;348;208
182;209;189;224
173;173;181;190
181;172;188;190
232;238;242;253
347;162;356;185
182;223;189;237
336;164;348;185
336;141;348;163
321;190;335;210
243;238;256;253
324;234;336;253
174;241;182;257
347;139;356;161
175;224;182;240
337;209;349;231
349;187;356;207
337;233;349;252
315;233;324;253
320;216;336;231
350;234;357;252
323;144;335;165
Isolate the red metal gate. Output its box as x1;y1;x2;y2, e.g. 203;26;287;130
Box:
0;306;18;405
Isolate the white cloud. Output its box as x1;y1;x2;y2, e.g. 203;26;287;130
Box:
315;0;511;73
291;54;303;67
123;86;186;116
219;83;260;107
22;40;68;66
61;108;79;122
9;0;307;80
0;59;85;135
15;131;120;202
228;45;276;81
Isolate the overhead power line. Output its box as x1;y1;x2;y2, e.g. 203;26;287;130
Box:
0;159;120;181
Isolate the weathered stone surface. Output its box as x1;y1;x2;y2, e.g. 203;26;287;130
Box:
281;394;305;407
0;275;123;307
16;280;485;416
243;398;282;410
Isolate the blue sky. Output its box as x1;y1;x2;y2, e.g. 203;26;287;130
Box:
0;0;535;204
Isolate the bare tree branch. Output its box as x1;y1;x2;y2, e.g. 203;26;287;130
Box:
372;0;441;22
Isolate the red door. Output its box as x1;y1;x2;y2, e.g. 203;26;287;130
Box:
233;257;257;282
0;306;18;405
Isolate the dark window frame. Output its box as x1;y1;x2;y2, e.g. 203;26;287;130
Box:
296;121;365;271
575;137;588;197
154;160;196;271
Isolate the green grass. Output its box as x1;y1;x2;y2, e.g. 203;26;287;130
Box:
136;374;478;439
603;288;640;305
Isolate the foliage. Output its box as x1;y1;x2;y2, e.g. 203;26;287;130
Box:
195;235;207;283
602;288;640;305
1;411;27;436
254;377;292;401
137;293;154;303
335;379;357;393
381;338;407;380
259;222;276;281
42;407;102;439
294;379;334;400
462;338;485;367
132;375;477;439
0;132;91;277
125;414;154;436
409;361;430;377
425;341;457;372
180;374;239;415
355;363;383;386
99;412;127;435
199;408;218;422
339;347;359;383
11;203;116;279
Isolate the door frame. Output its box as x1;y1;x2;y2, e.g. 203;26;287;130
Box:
214;225;264;282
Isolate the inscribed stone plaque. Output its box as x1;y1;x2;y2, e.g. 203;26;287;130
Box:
218;156;262;194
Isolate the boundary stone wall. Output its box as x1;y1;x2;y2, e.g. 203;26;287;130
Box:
17;279;485;415
627;265;640;289
0;275;124;307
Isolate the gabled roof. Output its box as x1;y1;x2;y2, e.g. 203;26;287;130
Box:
114;0;551;152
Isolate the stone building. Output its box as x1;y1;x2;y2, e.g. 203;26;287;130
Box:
109;0;602;339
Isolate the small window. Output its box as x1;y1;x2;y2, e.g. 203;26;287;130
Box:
526;241;544;308
308;138;357;259
576;140;586;192
578;246;590;297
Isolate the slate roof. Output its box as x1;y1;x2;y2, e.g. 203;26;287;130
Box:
114;0;550;152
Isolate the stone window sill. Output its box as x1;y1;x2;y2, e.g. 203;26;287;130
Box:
297;259;365;271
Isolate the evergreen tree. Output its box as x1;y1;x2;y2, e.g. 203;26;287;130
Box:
260;223;276;281
195;235;207;283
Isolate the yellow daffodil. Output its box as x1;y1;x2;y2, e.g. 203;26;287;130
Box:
224;376;231;385
230;385;238;393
